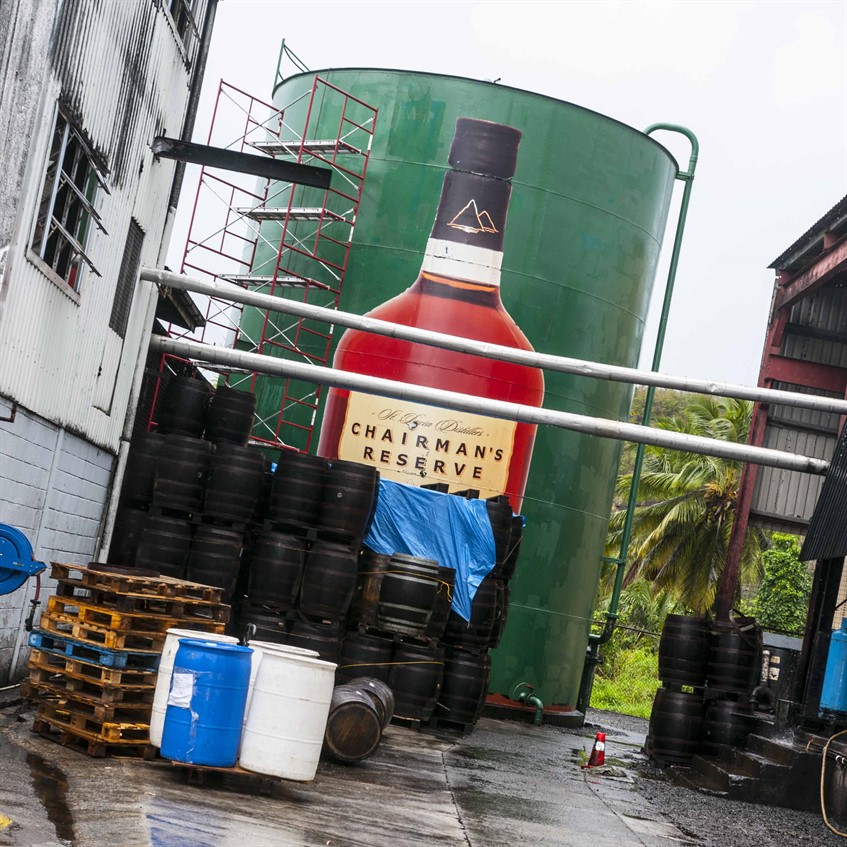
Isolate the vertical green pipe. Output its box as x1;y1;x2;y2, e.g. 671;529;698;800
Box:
588;125;699;649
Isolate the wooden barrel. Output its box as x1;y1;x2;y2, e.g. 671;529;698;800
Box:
156;375;210;437
234;602;287;644
107;506;148;567
246;531;305;612
318;460;379;540
443;574;498;652
204;444;265;523
486;497;513;576
498;515;524;581
322;685;383;763
389;642;444;722
647;688;704;766
153;434;212;513
120;432;163;506
352;677;394;729
286;617;343;663
300;541;359;622
488;581;509;649
336;631;393;684
702;698;754;755
186;525;243;602
376;553;440;638
269;450;325;528
204;385;256;446
135;515;192;578
425;565;456;642
350;548;390;628
658;615;710;687
707;619;761;695
435;647;491;727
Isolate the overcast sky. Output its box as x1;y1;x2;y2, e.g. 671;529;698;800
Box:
170;0;847;387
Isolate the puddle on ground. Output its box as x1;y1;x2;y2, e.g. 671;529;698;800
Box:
26;750;76;846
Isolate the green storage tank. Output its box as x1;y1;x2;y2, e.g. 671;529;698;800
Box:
247;69;677;708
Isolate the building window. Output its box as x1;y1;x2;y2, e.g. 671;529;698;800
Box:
163;0;207;61
109;219;145;338
30;109;107;290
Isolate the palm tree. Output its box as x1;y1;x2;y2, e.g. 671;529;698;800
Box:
605;396;765;614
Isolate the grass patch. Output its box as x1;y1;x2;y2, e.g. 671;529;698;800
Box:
591;646;660;719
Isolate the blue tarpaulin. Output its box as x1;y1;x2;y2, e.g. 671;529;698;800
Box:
364;480;496;621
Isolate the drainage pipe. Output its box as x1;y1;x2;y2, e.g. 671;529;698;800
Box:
139;268;847;417
149;335;829;476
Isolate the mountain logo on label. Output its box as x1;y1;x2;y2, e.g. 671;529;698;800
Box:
447;200;499;234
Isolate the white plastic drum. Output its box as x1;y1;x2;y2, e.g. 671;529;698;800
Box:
243;640;320;722
149;628;238;747
239;650;336;781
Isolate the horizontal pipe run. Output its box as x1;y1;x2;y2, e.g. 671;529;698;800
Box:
148;335;830;476
140;269;847;417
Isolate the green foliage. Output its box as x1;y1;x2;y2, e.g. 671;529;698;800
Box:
754;533;812;636
606;396;765;614
591;646;660;719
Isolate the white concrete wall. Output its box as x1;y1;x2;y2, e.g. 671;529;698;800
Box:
0;395;113;683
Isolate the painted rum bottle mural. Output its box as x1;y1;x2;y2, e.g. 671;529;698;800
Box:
317;118;544;511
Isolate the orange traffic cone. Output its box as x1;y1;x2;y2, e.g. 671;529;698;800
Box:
581;732;606;769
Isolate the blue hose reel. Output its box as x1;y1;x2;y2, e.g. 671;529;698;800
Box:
0;523;46;596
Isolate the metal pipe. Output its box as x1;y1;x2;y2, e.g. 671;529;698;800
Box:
139;268;847;417
149;335;829;476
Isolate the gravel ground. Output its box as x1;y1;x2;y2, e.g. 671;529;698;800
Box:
580;708;846;847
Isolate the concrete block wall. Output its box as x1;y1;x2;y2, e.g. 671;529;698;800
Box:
0;395;113;683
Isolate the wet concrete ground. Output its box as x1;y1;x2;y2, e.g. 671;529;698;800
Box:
4;694;837;847
1;693;689;847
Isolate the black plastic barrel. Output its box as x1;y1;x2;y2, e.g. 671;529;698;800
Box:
350;548;390;628
702;698;754;755
204;385;256;446
120;432;163;506
336;631;394;684
377;553;440;638
658;615;710;687
269;450;326;528
443;573;498;652
246;531;305;612
286;617;343;663
434;647;491;727
135;515;192;578
707;619;761;695
300;541;359;622
186;525;243;601
153;434;212;513
204;444;265;523
389;642;444;722
234;602;287;644
425;565;456;642
647;688;704;766
107;506;149;567
156;376;210;437
318;460;379;540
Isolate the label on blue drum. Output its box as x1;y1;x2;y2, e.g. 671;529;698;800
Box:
168;672;194;708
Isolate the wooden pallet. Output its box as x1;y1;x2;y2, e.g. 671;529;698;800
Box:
32;715;149;759
26;684;153;723
53;581;230;624
50;562;225;603
39;610;168;652
35;702;149;744
28;648;158;688
170;760;280;794
47;596;181;634
28;630;161;670
25;665;155;705
426;715;477;735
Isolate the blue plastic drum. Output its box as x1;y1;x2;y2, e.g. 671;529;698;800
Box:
160;639;253;767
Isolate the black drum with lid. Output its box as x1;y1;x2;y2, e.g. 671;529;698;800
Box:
156;375;210;437
135;514;192;579
269;450;326;528
647;688;704;766
204;444;265;523
658;615;710;687
318;460;379;541
204;385;256;446
707;618;761;696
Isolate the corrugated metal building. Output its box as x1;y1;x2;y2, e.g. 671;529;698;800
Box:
0;0;216;684
728;195;847;621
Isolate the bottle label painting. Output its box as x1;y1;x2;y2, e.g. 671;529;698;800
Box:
336;392;517;498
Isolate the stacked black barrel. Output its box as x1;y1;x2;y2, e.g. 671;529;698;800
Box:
647;613;762;766
108;378;261;604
